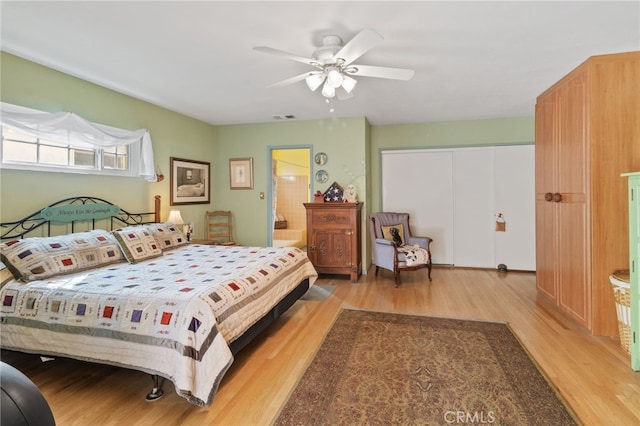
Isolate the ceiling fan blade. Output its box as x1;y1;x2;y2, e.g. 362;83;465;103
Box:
334;28;384;65
253;46;316;66
266;72;316;88
350;64;415;80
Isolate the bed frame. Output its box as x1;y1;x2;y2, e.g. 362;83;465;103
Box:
0;195;161;240
0;195;310;402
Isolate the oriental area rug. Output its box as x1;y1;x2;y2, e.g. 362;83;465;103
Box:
275;309;578;426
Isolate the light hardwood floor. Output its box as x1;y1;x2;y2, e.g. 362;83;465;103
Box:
3;267;639;425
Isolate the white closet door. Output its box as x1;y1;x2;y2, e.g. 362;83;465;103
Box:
381;145;535;269
382;150;454;265
453;148;495;267
493;145;536;270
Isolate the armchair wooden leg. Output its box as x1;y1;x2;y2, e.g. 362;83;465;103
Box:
394;271;400;287
427;263;432;281
375;266;380;276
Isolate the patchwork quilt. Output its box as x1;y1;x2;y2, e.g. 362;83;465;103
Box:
0;244;317;406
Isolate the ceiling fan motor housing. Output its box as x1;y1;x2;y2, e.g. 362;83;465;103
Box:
313;35;343;64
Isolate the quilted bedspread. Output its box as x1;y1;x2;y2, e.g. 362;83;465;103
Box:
0;244;318;406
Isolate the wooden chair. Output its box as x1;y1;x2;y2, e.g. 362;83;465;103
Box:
205;211;237;245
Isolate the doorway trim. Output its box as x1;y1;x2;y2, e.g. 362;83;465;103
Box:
267;145;312;246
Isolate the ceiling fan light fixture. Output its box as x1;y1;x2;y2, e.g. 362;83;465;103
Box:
321;81;336;98
305;73;325;91
325;67;344;88
341;75;357;94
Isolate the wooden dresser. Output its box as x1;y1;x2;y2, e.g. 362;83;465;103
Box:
535;51;640;336
304;202;362;282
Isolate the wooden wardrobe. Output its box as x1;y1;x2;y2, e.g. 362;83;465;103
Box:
535;51;640;337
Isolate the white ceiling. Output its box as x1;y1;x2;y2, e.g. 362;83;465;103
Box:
1;1;639;126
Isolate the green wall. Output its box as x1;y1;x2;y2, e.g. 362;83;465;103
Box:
1;52;535;272
0;52;217;237
214;118;369;247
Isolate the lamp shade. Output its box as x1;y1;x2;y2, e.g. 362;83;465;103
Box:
341;75;357;94
167;209;184;225
321;81;336;98
325;67;344;88
305;73;325;91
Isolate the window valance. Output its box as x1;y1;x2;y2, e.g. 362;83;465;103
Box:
0;102;156;181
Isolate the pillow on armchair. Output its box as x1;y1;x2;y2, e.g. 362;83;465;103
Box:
380;224;405;246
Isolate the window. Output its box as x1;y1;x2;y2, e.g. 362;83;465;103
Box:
1;126;136;176
0;103;153;179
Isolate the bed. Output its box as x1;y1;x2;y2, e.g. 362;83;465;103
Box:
0;196;317;407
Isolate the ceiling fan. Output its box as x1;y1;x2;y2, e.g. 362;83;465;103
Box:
254;29;415;100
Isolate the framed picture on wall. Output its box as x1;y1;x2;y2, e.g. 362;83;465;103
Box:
170;157;210;205
229;157;254;189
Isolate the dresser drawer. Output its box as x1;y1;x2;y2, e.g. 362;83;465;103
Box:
310;208;353;226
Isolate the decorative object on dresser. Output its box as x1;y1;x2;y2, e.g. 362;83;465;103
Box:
369;212;433;287
323;181;344;202
304;202;362;282
344;184;357;202
535;51;640;337
170;157;210;205
0;196;317;406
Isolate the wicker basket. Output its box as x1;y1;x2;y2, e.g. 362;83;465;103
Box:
274;220;288;229
610;270;631;355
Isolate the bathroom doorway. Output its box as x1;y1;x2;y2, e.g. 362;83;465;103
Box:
269;147;311;248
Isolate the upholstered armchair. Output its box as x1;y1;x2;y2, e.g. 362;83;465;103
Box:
369;212;433;286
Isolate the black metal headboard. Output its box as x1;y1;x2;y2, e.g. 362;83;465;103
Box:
1;195;161;240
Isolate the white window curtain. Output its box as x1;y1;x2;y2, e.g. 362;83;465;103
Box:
0;102;156;181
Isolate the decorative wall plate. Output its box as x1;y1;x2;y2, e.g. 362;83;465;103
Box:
314;152;328;165
315;169;328;183
323;181;344;202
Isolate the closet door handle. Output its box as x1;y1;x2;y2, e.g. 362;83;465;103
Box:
553;193;562;202
544;192;553;202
